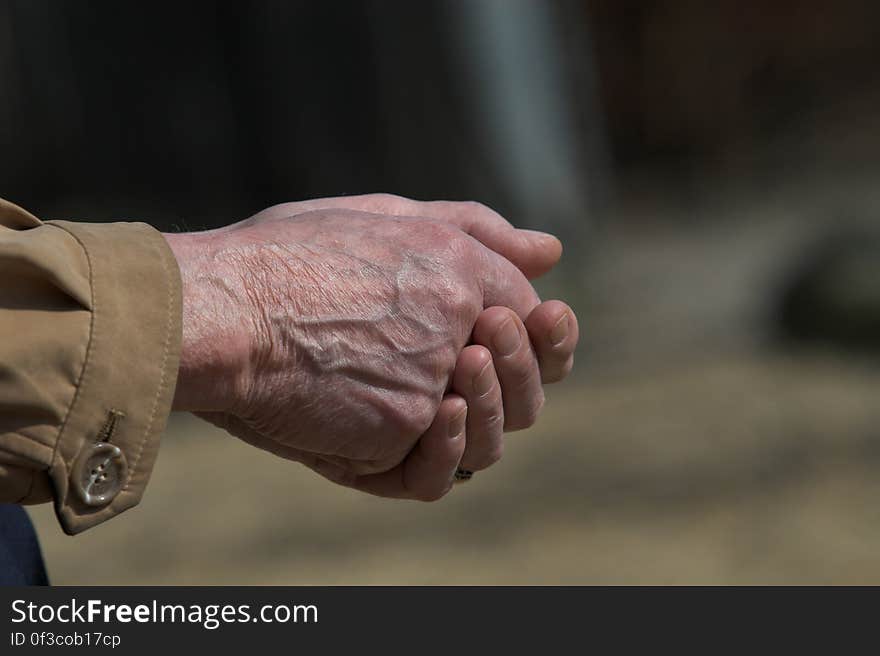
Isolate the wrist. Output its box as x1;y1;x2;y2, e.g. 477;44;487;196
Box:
162;231;252;412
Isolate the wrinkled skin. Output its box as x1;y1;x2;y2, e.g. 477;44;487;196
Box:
165;194;578;500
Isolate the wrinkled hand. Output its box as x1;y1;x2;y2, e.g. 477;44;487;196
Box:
164;195;578;500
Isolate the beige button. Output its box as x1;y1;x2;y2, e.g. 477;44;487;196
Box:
72;442;127;507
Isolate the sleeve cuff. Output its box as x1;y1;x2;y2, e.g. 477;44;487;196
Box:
45;221;182;535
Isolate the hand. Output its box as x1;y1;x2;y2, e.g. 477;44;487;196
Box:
238;195;579;477
452;298;579;474
164;194;578;499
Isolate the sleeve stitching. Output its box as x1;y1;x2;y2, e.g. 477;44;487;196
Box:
123;232;175;492
42;224;97;483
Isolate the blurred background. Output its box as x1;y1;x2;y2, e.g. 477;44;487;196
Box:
4;0;880;583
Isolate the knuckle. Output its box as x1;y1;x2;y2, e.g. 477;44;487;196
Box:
415;485;449;502
424;218;464;246
485;444;504;466
542;370;564;384
396;394;436;439
259;201;298;219
505;390;545;431
312;459;357;487
367;192;408;211
543;357;574;384
535;389;546;414
505;416;530;431
484;411;504;432
437;278;480;317
366;437;410;467
365;394;435;460
459;200;492;217
472;444;504;470
351;458;395;476
506;359;539;394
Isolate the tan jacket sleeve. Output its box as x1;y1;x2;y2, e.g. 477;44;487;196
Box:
0;197;181;535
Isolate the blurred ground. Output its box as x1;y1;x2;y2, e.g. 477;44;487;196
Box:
29;167;880;584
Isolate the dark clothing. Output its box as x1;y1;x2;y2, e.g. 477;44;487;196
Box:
0;505;49;585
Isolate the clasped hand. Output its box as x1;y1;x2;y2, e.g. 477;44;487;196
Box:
164;194;578;501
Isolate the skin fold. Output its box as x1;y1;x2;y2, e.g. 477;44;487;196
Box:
164;194;579;501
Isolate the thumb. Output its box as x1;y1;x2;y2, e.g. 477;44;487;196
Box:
430;201;562;279
511;230;563;279
276;194;564;279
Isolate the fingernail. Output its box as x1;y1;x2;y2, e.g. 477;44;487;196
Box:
448;407;467;438
473;360;494;397
493;318;521;356
550;313;570;347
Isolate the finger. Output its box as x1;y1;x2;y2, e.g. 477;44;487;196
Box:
478;245;542;319
472;307;544;431
524;300;579;383
452;345;504;471
420;200;562;279
353;395;467;500
276;194;563;279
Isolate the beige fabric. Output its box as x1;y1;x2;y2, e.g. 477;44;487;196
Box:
0;197;182;534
